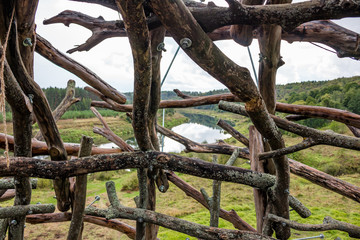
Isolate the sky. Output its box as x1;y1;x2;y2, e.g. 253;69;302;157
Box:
34;0;360;93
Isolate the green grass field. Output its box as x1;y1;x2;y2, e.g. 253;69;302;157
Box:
0;108;359;239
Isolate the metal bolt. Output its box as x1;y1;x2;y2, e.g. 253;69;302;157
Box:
159;185;165;193
28;94;34;104
294;234;325;240
157;42;167;52
284;189;290;194
180;38;192;49
87;195;100;207
23;38;32;47
282;222;286;226
27;210;33;214
24;224;26;228
14;179;20;185
137;217;144;223
10;220;17;226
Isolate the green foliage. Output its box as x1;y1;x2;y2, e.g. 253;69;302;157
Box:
120;171;139;191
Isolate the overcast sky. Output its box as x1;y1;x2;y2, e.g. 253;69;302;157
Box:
34;0;360;93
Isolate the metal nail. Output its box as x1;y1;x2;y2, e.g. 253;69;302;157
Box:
157;42;167;52
87;195;100;207
180;38;192;49
294;234;325;240
23;38;32;47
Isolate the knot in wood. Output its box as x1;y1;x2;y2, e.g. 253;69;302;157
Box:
340;0;356;9
156;154;169;164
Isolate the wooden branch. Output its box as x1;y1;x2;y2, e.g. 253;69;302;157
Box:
0;152;276;189
0;189;15;202
44;10;124;54
0;133;121;156
26;212;136;239
219;101;360;151
35;34;126;104
47;5;360;59
276;102;360;129
156;124;250;158
67;136;93;240
85;206;273;240
217;119;249;147
348;125;360;138
267;214;360;238
0;179;37;189
167;171;256;231
249;126;267;233
210;155;221;227
116;0;154;238
0;204;55;219
90;107;134;152
288;158;360;203
34;79;80;140
85;183;274;240
287;195;311;219
258;138;316;160
8;23;70;212
173;89;192;99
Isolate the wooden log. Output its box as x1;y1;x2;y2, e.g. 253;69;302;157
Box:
91;107;134;152
156;124;249;158
288;158;360;203
85;205;274;240
217;119;249;147
115;0;154;239
35;34;126;104
67;136;93;240
219;101;360;151
8;21;70;212
34;79;80;140
267;214;360;238
0;204;55;219
26;212;136;239
0;179;37;189
0;152;276;189
276;102;360;129
249;126;267;233
0;133;122;156
0;189;15;202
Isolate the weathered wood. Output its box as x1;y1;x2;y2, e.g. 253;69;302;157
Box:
267;214;360;238
0;204;55;219
85;205;274;240
167;172;256;232
7;21;70;212
219;101;360;151
67;136;93;240
26;213;136;239
34;79;80;140
0;178;37;189
0;189;15;202
156;124;249;158
217;119;249;147
91;107;134;152
0;133;121;156
0;152;276;189
35;34;126;104
249;126;268;233
276;102;360;129
115;0;155;238
288;158;360;203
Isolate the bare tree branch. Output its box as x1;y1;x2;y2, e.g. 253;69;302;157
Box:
267;214;360;238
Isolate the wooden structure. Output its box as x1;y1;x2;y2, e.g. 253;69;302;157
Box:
0;0;360;239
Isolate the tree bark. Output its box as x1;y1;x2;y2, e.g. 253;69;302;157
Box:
67;136;93;240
